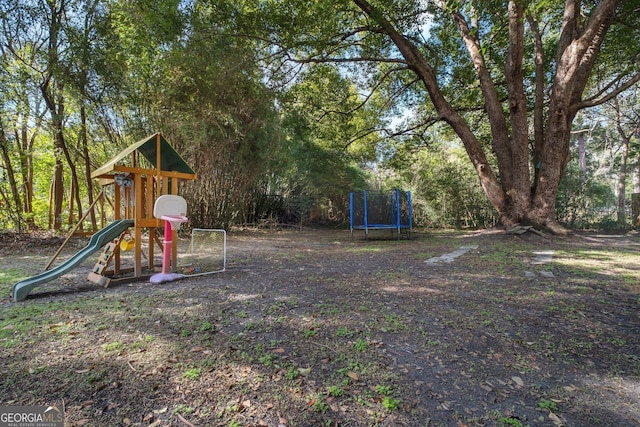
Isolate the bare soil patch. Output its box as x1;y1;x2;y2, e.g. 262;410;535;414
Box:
1;227;639;426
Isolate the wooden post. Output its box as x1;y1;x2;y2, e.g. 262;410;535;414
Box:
156;133;162;173
171;175;180;271
146;175;155;271
134;172;143;277
100;188;106;229
114;184;121;220
156;134;162;194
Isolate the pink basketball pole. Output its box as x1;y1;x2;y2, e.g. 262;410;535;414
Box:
150;214;188;284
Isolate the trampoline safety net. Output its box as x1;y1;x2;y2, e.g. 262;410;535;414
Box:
350;189;412;239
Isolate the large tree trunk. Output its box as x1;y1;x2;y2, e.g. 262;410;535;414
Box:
80;103;97;231
52;87;83;230
0;129;24;230
41;0;67;231
51;156;64;230
18;125;37;229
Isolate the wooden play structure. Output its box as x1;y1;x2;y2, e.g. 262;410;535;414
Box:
88;132;197;285
11;132;197;301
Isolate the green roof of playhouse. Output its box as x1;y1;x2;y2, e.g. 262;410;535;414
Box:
92;132;196;179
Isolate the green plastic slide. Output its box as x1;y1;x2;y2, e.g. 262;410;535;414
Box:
12;219;134;302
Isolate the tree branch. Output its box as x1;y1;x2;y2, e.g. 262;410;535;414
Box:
344;116;442;149
290;55;406;65
573;72;640;111
316;66;412;121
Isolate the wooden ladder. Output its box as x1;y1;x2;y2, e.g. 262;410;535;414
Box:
87;232;126;287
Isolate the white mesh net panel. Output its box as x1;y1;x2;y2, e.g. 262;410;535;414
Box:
178;229;226;276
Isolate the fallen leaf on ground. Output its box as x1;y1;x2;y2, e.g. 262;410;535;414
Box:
298;367;311;376
549;412;563;426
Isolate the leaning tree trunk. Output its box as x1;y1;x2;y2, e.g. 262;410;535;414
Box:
80;103;97;231
18;126;37;229
41;0;68;231
0;130;24;230
50;156;64;230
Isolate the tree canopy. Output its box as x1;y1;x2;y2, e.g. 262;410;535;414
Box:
240;0;640;230
1;0;639;231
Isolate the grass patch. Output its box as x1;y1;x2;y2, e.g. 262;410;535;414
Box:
183;367;202;381
0;267;27;297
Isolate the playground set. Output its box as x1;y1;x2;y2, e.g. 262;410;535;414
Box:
12;133;226;302
350;189;413;239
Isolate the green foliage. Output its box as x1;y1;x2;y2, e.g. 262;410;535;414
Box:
200;321;214;332
374;384;393;396
308;394;328;412
304;328;318;338
253;0;639;228
272;65;377;224
556;122;619;229
328;385;345;397
2;0;637;232
336;327;355;338
381;396;401;412
381;134;496;228
537;399;559;412
285;365;300;380
498;416;524;427
354;338;367;351
182;367;202;381
102;341;124;353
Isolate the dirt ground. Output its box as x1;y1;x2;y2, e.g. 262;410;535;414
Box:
1;227;639;427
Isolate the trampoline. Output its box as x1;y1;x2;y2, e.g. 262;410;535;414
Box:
349;189;412;239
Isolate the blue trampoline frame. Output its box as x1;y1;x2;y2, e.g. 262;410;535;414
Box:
349;189;412;239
